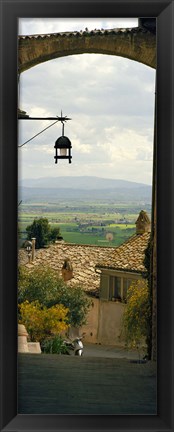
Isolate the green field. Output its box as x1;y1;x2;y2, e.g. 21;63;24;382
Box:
18;201;141;247
57;228;135;247
19;220;135;247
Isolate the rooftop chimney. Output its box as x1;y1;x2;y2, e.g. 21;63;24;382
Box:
62;258;73;282
135;210;151;235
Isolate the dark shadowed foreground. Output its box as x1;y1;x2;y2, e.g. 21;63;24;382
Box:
18;352;157;415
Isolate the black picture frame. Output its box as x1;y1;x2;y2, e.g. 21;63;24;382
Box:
0;0;174;431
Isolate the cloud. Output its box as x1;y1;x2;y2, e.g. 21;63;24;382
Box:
18;18;138;36
18;18;155;185
19;54;155;120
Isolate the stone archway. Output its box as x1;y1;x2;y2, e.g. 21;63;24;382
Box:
18;22;156;73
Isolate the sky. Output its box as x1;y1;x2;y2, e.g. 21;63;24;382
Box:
18;18;156;185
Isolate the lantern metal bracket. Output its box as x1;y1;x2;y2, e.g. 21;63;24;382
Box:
18;111;71;148
18;108;71;122
18;115;71;121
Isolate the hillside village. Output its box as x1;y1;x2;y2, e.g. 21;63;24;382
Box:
19;210;150;346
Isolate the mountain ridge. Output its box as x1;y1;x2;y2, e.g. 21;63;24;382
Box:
20;176;151;190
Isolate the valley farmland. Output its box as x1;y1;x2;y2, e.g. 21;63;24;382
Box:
18;176;152;247
18;201;151;248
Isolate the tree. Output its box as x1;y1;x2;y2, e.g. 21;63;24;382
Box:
51;283;92;327
122;279;151;353
18;265;91;327
25;217;61;249
49;226;63;243
18;266;65;306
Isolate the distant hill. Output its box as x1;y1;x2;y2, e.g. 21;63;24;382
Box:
19;176;152;204
20;176;151;190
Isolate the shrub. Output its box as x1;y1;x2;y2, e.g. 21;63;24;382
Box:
18;300;69;343
122;279;151;350
18;265;91;328
143;236;153;358
41;335;70;354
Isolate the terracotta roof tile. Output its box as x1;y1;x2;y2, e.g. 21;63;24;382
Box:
19;233;150;296
19;243;115;295
18;27;149;41
96;232;150;273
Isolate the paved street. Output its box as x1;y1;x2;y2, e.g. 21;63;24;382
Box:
82;342;143;359
18;344;156;415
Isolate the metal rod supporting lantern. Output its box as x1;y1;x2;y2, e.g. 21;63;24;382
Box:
18;110;72;163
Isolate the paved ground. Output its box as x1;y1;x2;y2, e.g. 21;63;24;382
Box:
18;343;157;415
82;342;143;359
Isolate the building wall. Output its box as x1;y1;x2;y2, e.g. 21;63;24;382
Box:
73;271;146;347
81;297;125;346
98;301;125;345
81;298;99;343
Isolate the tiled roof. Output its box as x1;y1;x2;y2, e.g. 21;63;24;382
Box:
18;26;150;40
19;232;150;296
96;232;150;274
19;242;115;296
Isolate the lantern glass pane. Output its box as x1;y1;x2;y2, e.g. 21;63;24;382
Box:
60;148;68;156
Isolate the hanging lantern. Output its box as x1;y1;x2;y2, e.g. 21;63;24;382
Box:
54;121;72;164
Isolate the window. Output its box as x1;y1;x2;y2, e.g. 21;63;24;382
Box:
100;273;140;302
109;276;121;301
108;275;135;302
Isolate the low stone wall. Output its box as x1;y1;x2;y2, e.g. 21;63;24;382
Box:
18;324;41;354
28;342;41;354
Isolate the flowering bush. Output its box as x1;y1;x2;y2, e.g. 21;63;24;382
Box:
18;266;91;327
122;279;151;349
18;300;69;342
